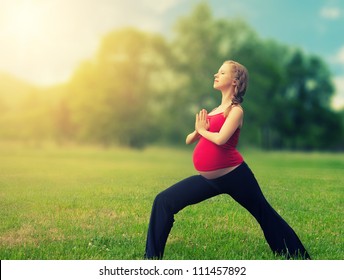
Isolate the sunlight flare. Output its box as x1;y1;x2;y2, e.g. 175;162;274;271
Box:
4;1;47;44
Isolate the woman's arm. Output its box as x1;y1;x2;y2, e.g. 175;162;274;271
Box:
186;130;200;145
196;107;243;146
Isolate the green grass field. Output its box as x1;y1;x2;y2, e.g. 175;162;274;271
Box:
0;143;343;260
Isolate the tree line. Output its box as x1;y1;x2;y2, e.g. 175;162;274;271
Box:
1;3;343;150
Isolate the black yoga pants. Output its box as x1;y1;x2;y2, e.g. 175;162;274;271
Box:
144;162;310;259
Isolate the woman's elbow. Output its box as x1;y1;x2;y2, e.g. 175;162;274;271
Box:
186;136;193;145
215;137;227;146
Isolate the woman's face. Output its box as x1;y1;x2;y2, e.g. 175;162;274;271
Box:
213;63;235;91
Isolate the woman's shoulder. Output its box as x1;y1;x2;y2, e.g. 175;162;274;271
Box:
230;104;244;113
223;103;244;119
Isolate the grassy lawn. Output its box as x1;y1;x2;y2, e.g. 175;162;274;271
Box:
0;143;343;260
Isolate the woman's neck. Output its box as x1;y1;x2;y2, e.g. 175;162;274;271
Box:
220;89;235;107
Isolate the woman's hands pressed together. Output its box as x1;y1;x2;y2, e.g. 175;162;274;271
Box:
195;109;210;133
185;109;209;145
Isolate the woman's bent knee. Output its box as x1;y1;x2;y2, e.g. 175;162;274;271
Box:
153;191;178;214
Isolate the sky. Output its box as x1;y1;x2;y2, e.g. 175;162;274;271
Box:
1;0;344;109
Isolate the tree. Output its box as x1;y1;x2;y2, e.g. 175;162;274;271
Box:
273;49;342;149
67;28;174;148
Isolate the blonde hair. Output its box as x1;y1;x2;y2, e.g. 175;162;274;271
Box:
223;60;248;117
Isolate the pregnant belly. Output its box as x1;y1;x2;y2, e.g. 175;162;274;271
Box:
193;139;243;179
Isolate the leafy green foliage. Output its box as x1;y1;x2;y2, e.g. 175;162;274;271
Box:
0;3;343;150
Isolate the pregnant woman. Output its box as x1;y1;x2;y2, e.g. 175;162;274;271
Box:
144;60;310;260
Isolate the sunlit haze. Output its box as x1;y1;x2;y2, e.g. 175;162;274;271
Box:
0;0;175;86
0;0;343;108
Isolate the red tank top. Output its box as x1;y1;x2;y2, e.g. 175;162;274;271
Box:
193;112;243;171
